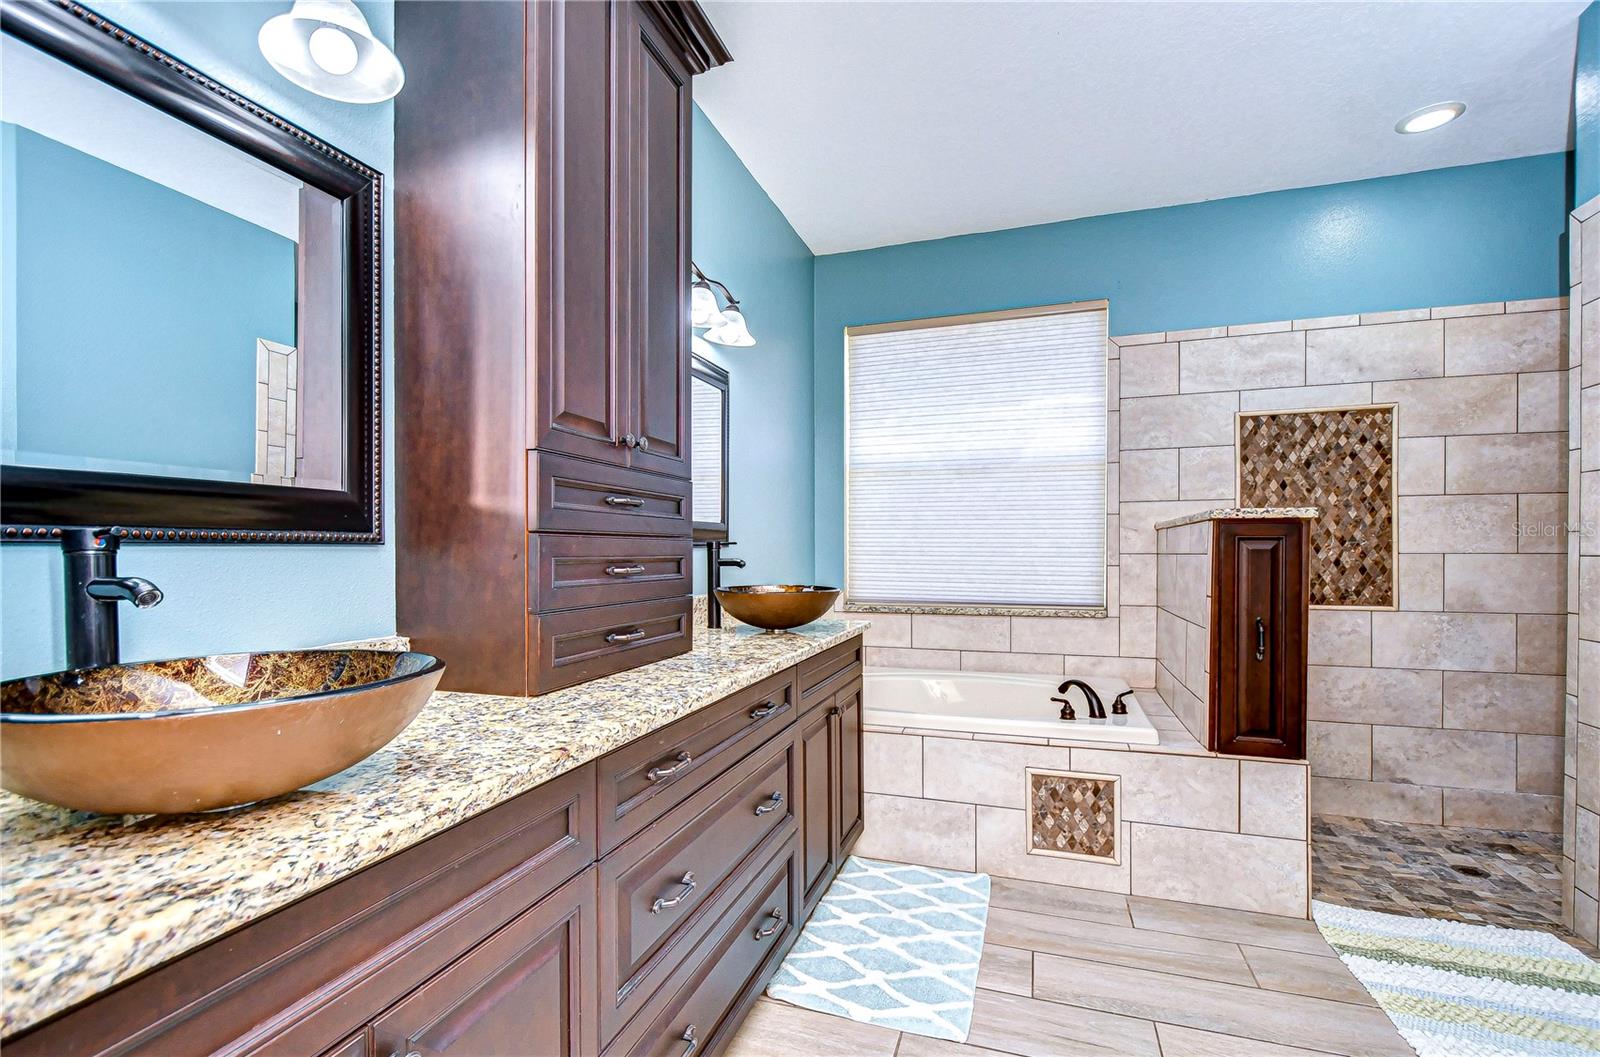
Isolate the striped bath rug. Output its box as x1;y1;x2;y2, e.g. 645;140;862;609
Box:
1312;900;1600;1057
766;856;991;1041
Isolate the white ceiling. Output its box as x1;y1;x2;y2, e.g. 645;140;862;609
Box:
695;1;1585;255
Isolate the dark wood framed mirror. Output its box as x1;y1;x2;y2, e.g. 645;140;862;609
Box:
690;353;729;541
0;0;382;544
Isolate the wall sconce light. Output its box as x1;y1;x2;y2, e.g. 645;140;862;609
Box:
691;262;756;347
259;0;404;103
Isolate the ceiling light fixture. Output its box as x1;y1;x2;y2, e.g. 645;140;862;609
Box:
691;262;756;347
1395;101;1466;135
259;0;404;104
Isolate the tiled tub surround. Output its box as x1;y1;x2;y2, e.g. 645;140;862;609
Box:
0;620;868;1036
1565;194;1600;947
845;297;1571;834
854;690;1312;919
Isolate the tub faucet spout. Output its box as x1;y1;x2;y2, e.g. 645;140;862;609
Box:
1054;679;1105;721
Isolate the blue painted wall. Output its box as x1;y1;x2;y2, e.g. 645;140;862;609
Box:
812;153;1571;583
5;124;294;479
691;108;816;586
0;1;396;678
1579;2;1600;207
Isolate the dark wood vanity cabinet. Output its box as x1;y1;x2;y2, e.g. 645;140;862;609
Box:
1209;519;1309;759
394;1;730;696
5;640;866;1057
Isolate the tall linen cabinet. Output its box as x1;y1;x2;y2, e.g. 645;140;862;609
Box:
395;2;731;694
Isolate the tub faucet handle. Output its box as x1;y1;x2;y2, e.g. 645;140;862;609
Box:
1111;690;1134;716
1050;696;1076;721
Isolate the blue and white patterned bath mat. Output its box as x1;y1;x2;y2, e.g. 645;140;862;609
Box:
765;856;991;1041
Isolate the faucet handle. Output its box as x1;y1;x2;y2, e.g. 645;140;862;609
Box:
1051;696;1076;721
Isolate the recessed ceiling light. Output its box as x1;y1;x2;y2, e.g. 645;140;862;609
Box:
1395;102;1466;135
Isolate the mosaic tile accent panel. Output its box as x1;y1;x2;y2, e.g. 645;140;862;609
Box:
1238;405;1396;607
1027;769;1119;863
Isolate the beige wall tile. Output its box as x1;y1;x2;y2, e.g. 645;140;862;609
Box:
1122;500;1220;554
977;806;1131;891
1180;332;1305;393
913;613;1009;651
1361;308;1433;325
1307;664;1442;726
1397;494;1518;553
1120;392;1239;450
1119;342;1179;397
1075;748;1240;831
1517;733;1564;795
1306;319;1442;383
1158;609;1188;681
1121;448;1180;502
1310;776;1443;824
1169;326;1228;341
856;792;975;871
1368;611;1517;672
1431;302;1504;319
1237;381;1373;413
1294;314;1362;330
1128;825;1307;917
1444;433;1566;494
1065;655;1158;687
1442;671;1566;735
1584;389;1600;472
1398;553;1444;611
860;611;911;647
1240;761;1308;840
1374;374;1518;436
1229;320;1293;336
1184;621;1209;697
864;733;923;797
961;651;1066;676
1518;493;1567;554
1577;808;1599;898
1442;788;1562;832
1120;605;1158;658
1112;331;1167;347
1308;721;1372;779
1508;297;1567;314
1012;614;1120;656
1443;553;1564;614
864;646;961;670
1396;436;1444;494
1122;553;1157;607
923;737;1073;808
1308;609;1372;666
1446;311;1565;375
1178;445;1237;501
1372;725;1517;791
1518;371;1566;433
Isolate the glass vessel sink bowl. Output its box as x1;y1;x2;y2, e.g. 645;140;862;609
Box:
714;585;841;631
0;649;444;814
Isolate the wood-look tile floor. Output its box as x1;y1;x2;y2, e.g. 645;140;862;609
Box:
725;877;1414;1057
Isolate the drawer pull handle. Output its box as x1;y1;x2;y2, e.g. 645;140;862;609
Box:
604;494;646;508
618;432;637;448
647;751;692;782
651;871;696;913
754;791;784;816
749;701;789;720
677;1026;699;1057
606;628;647;644
754;909;785;940
606;564;646;577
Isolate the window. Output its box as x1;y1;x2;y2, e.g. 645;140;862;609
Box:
845;301;1108;612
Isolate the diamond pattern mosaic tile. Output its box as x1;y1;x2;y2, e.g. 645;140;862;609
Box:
1238;405;1395;607
1028;770;1117;861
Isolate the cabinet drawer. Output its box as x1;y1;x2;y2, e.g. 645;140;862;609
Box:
532;534;695;612
598;671;796;854
599;735;797;1042
797;636;864;711
530;596;693;695
605;842;798;1057
531;451;692;537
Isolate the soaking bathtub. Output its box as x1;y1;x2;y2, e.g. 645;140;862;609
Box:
862;668;1160;745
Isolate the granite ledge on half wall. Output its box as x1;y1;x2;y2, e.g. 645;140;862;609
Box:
1153;506;1320;531
0;618;869;1038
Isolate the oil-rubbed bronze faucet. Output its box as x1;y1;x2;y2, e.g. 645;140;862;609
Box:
61;528;163;669
700;539;746;629
1053;679;1105;721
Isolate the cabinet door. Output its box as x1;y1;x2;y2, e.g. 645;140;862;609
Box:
1211;521;1307;759
530;1;630;466
372;867;599;1057
617;2;692;479
797;703;836;914
834;679;865;857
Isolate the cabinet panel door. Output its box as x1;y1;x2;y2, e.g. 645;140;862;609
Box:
530;1;629;465
798;704;835;914
834;679;865;857
619;3;692;478
372;867;599;1057
1211;520;1307;759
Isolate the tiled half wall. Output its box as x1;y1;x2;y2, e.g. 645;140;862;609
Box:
845;296;1570;835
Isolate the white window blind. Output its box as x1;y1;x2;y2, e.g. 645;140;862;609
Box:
846;304;1108;609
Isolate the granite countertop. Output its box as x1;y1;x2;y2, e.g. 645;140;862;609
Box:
0;619;868;1036
1153;506;1320;530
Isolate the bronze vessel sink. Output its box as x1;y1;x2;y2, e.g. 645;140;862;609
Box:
0;649;444;814
714;585;841;631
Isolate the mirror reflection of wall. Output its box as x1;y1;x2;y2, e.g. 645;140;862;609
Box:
690;352;729;539
0;33;345;491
